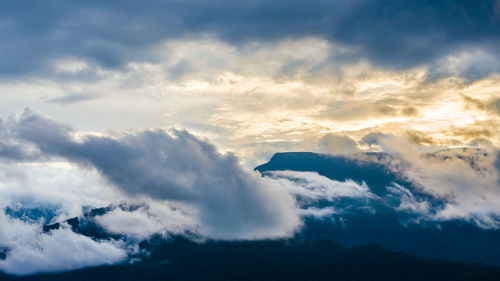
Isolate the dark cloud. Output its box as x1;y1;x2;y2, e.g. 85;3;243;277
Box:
4;109;300;239
376;105;397;116
1;0;500;79
44;93;97;105
405;131;436;145
462;94;500;114
317;101;399;121
0;118;42;161
401;107;418;116
449;127;493;138
0;141;37;162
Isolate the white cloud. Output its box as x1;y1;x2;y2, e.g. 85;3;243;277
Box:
0;161;123;222
267;170;376;202
362;133;500;227
300;207;338;219
95;203;198;243
3;110;302;241
0;212;127;275
386;184;430;214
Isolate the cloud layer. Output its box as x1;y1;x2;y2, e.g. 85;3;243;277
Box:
2;0;500;79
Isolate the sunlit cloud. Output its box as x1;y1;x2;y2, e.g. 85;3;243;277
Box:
0;37;498;164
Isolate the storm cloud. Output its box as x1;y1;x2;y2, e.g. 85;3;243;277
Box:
1;0;500;79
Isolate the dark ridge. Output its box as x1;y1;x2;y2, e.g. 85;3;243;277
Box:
42;222;60;233
42;217;79;233
41;211;120;241
2;237;499;281
66;217;79;230
299;215;500;266
0;247;9;261
41;203;145;240
88;207;110;217
255;152;431;199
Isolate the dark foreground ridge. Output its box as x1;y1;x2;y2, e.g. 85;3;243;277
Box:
1;237;499;281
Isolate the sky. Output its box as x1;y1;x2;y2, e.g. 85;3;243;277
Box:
0;0;500;276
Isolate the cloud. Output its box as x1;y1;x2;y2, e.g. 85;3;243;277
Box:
1;37;498;162
0;153;141;275
386;184;430;214
358;133;500;227
0;159;199;275
410;151;500;227
360;132;401;151
468;137;496;149
1;0;499;80
94;203;198;243
0;211;127;275
257;133;500;228
300;207;338;219
45;93;97;105
462;94;500;115
401;107;418;116
318;134;359;154
0;162;122;220
4;109;301;240
267;170;375;202
0;119;41;162
404;131;437;145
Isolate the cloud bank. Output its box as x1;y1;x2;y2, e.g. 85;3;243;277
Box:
0;213;127;275
0;109;301;275
318;133;500;227
9;109;301;239
2;0;500;79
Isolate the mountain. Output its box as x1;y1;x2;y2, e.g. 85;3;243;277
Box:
256;151;500;266
256;152;412;197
